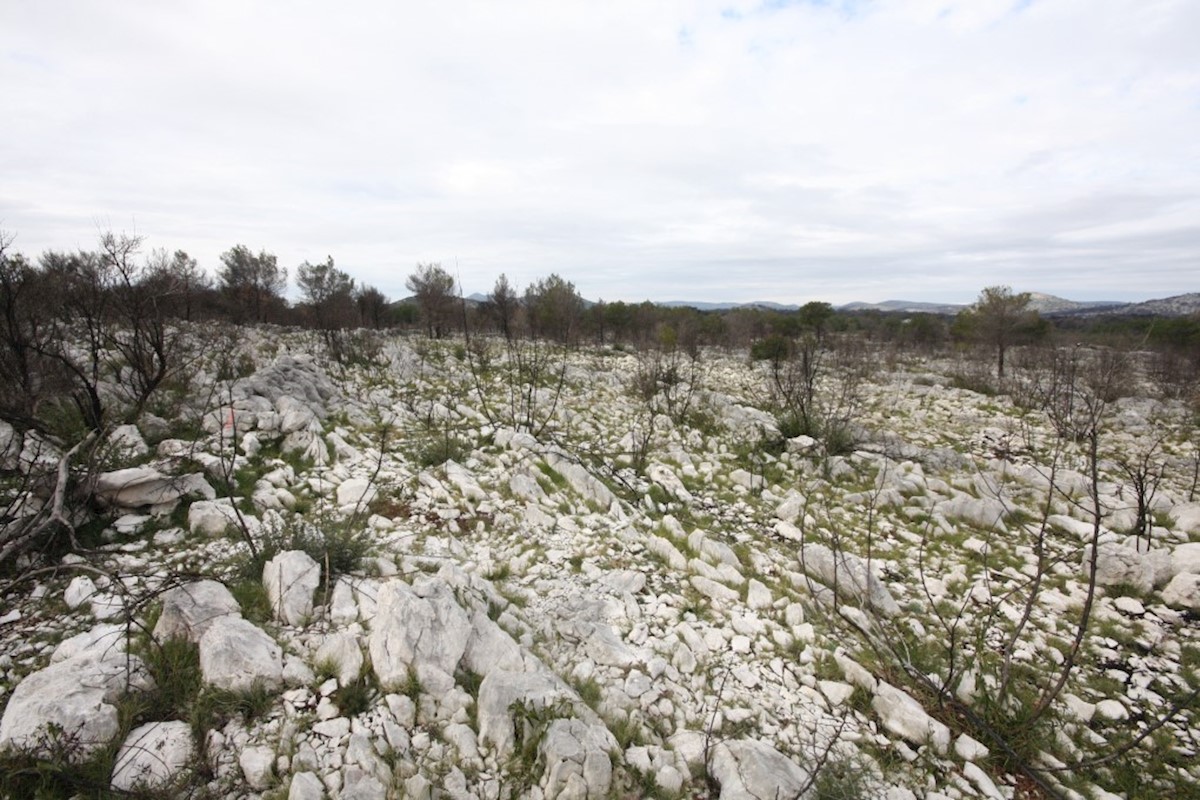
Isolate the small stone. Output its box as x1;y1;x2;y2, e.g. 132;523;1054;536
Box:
64;575;97;609
954;733;989;762
313;717;351;739
289;770;326;800
240;745;275;790
625;670;652;699
1113;596;1145;616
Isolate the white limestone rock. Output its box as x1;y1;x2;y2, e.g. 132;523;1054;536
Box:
153;580;241;643
1171;541;1200;576
289;771;326;800
691;575;739;604
0;653;153;761
368;579;471;695
477;669;578;759
110;721;194;792
461;610;527;677
63;575;97;610
52;622;127;663
315;632;364;686
1170;503;1200;536
797;543;900;617
94;467;214;509
871;682;950;754
954;733;989;762
337;477;377;508
108;424;149;459
709;739;813;800
263;549;321;626
198;616;283;692
540;717;619;800
936;494;1008;531
1089;544;1154;594
240;744;276;790
330;577;359;625
187;499;244;538
746;579;773;610
1161;572;1200;611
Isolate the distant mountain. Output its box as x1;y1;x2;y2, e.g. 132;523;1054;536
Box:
1032;292;1200;317
838;300;964;314
431;291;1198;317
1025;292;1125;315
659;300;800;311
1114;292;1200;317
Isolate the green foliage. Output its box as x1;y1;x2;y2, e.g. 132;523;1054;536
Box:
810;751;874;800
191;682;277;740
0;727;133;799
413;427;470;467
242;514;372;594
750;335;791;364
332;673;377;717
229;577;273;624
134;636;204;723
536;460;569;490
574;676;603;709
394;667;423;701
506;698;574;792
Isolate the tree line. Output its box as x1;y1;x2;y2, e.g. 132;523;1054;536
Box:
2;229;1197;400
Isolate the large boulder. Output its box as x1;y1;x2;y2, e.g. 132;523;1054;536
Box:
198;616;283;692
368;579;471;694
936;494;1008;531
796;543;900;617
337;477;377;508
461;611;527;678
0;654;153;761
110;721;194;791
1161;572;1200;611
263;550;321;626
51;622;127;663
153;580;241;643
94;467;214;509
871;682;951;754
540;718;619;800
315;632;364;686
1089;544;1155;594
1171;542;1200;576
477;669;578;760
1170;503;1200;536
187;499;245;538
708;739;813;800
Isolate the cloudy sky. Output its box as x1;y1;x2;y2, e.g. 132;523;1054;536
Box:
2;1;1198;305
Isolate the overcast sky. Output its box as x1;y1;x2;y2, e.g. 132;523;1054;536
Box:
2;1;1198;305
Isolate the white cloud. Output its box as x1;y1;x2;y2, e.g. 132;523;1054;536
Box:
1;0;1197;305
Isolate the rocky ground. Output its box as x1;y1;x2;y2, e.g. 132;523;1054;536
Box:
0;330;1197;800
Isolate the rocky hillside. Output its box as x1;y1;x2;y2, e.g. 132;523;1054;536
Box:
0;331;1197;799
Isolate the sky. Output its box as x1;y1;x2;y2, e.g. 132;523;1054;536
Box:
2;0;1198;306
